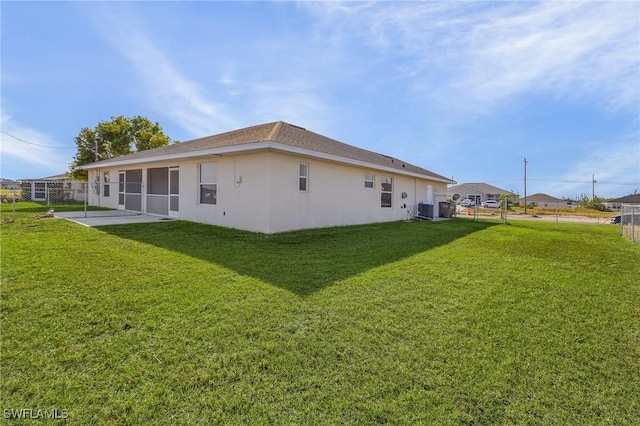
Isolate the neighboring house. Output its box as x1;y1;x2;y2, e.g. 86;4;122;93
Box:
447;183;516;205
516;193;568;207
0;178;18;190
606;193;640;210
81;121;455;234
20;174;86;202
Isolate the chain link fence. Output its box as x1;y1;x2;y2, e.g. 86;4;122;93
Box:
1;179;152;220
1;180;89;220
619;204;640;243
15;180;88;205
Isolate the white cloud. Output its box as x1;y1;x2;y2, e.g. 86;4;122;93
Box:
0;110;74;178
303;1;640;114
459;2;639;111
89;5;238;137
88;4;335;137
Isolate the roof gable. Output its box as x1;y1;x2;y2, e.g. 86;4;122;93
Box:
82;121;454;183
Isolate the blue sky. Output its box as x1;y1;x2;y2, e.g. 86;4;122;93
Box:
2;1;639;199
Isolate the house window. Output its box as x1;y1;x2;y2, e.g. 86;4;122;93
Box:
103;172;110;197
199;162;217;205
364;173;374;188
93;175;100;196
381;176;392;207
299;163;308;192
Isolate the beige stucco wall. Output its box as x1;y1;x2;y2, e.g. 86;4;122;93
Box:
89;151;449;233
268;153;427;232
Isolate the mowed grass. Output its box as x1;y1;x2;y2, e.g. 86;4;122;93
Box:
1;204;639;425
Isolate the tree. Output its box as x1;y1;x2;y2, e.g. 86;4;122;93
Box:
69;115;171;179
499;192;516;210
577;194;609;212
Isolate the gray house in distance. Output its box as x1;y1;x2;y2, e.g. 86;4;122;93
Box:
0;178;18;190
447;182;516;205
516;193;567;207
606;193;640;210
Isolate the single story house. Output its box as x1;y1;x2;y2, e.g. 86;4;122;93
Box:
447;183;516;205
20;173;86;202
516;193;568;207
1;178;19;203
81;121;455;234
605;193;640;210
1;178;18;190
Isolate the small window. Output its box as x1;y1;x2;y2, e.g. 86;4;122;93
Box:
93;175;100;196
103;172;110;197
299;163;308;192
199;162;217;205
381;176;392;208
364;173;374;188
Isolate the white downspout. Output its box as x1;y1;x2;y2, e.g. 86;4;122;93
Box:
414;178;418;219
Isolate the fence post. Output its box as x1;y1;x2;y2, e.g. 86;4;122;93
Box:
502;197;508;224
620;205;623;236
632;206;636;243
12;187;16;220
84;182;88;218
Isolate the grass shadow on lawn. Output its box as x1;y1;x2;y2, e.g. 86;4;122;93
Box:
97;219;495;297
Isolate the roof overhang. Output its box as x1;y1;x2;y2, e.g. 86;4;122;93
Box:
81;141;456;184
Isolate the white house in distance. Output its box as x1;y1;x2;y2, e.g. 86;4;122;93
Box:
81;121;455;234
20;173;86;202
447;182;517;205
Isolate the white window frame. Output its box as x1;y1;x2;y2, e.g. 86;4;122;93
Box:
364;173;375;189
199;162;217;205
381;176;392;208
299;163;309;192
103;171;110;197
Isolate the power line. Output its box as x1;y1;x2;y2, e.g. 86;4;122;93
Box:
528;177;640;185
0;130;75;149
596;181;640;186
485;177;639;186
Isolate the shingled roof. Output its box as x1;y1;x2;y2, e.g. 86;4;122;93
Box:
607;193;640;204
517;193;565;203
82;121;453;183
447;182;515;195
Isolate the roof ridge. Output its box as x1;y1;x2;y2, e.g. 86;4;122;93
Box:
266;121;285;141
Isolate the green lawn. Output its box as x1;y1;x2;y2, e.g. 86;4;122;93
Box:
1;204;639;424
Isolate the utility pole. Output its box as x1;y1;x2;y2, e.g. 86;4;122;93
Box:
524;157;528;214
592;173;596;201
